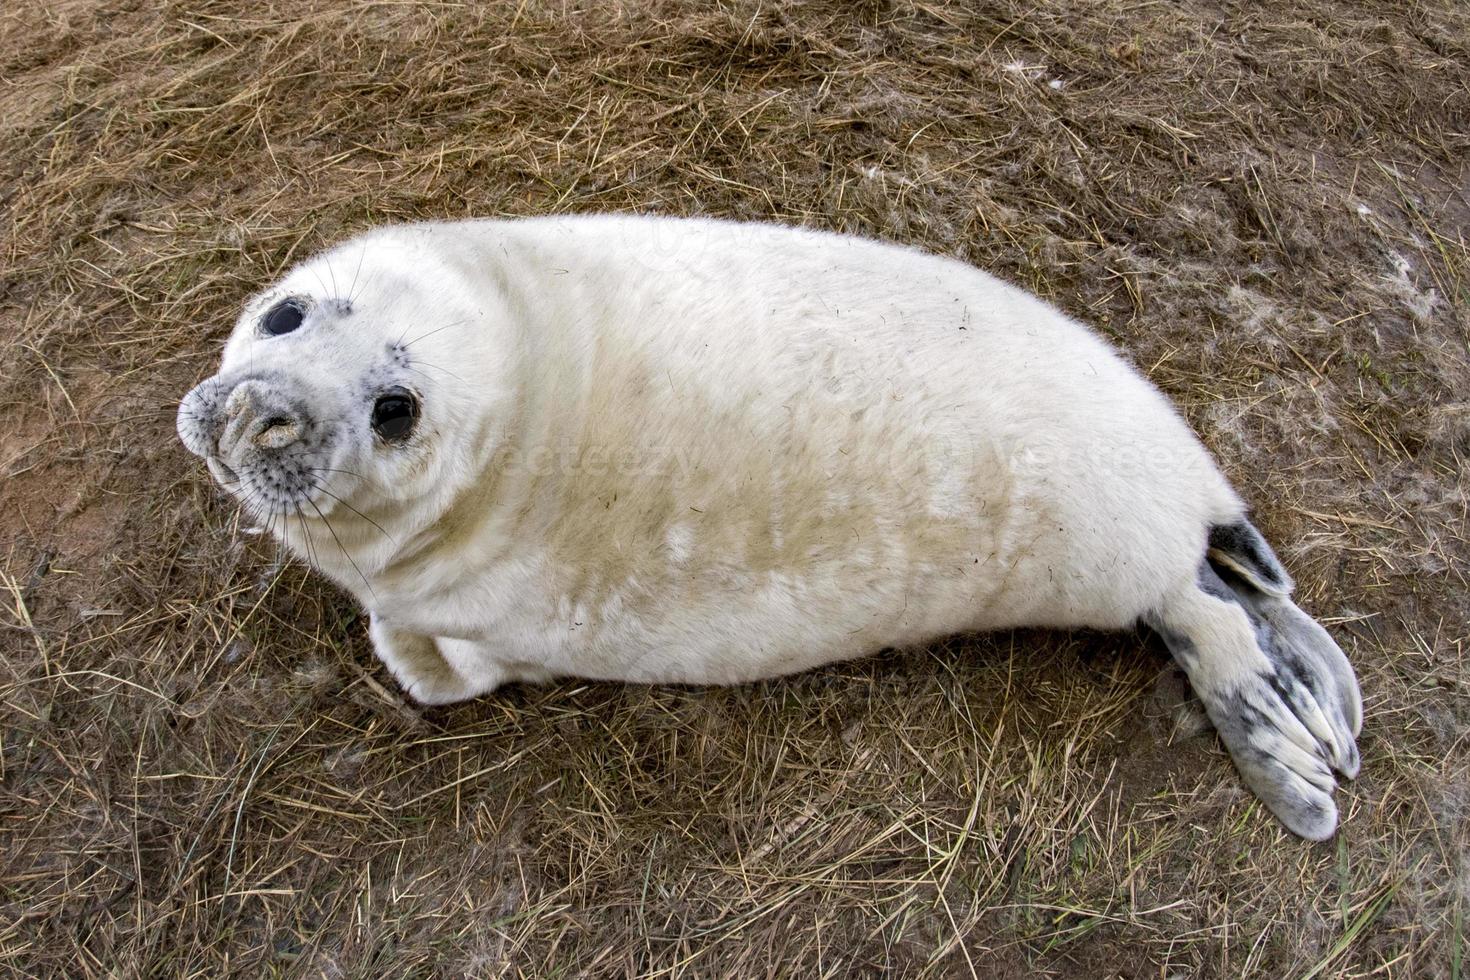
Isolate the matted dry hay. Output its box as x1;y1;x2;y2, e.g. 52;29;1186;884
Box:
1;0;1466;976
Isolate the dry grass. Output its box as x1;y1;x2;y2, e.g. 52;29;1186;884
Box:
1;0;1468;975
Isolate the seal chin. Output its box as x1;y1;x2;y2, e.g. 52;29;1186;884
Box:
206;456;239;487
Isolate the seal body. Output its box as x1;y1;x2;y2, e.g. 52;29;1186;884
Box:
178;215;1361;839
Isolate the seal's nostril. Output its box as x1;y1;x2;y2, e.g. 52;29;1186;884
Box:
252;413;303;449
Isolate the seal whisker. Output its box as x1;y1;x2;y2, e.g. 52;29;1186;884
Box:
347;245;367;306
325;257;341;305
402;361;464;384
266;501;291;554
307;496;377;600
294;504;322;572
261;488;284;539
306;264;333;308
252;491;279;543
400;320;468;349
307;476;397;546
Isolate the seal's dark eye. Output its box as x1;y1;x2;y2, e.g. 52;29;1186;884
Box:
262;300;305;336
371;389;418;441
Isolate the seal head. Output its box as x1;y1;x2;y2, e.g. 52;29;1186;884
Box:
176;227;515;579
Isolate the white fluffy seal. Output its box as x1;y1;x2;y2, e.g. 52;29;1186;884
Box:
177;215;1362;839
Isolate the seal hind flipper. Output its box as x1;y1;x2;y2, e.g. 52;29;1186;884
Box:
1146;523;1362;840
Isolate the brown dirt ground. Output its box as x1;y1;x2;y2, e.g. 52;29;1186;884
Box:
1;0;1467;976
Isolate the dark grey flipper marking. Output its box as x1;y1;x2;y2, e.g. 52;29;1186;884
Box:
1207;520;1293;596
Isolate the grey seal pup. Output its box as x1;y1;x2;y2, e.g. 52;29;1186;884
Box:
177;215;1362;839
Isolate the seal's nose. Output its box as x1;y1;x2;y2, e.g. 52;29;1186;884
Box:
219;379;305;458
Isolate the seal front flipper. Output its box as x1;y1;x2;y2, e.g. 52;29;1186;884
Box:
367;616;556;705
368;615;482;705
1145;521;1362;840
